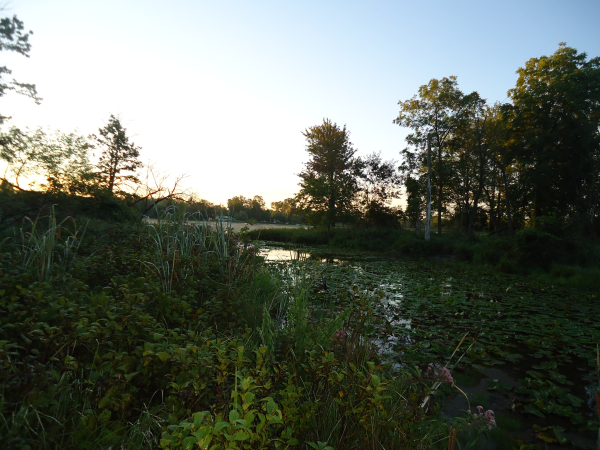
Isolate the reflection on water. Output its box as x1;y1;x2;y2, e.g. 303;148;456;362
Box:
262;243;600;447
260;248;305;261
260;247;345;264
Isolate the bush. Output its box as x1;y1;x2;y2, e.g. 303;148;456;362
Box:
472;238;511;266
453;244;474;262
514;228;560;268
497;257;517;274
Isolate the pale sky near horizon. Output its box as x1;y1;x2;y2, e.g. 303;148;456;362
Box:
2;0;600;207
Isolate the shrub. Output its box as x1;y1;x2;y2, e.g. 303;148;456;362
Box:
514;227;560;268
497;257;517;274
453;244;474;262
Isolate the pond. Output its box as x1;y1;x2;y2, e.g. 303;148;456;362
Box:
260;243;600;449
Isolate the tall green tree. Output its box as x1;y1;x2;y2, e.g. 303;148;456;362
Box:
95;115;142;193
271;197;303;223
445;93;496;236
227;195;249;212
297;119;360;235
404;175;425;233
507;43;600;229
395;77;467;234
0;14;40;124
357;152;403;227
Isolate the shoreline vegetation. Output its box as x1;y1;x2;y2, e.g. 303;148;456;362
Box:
0;199;599;449
249;226;600;291
0;204;500;450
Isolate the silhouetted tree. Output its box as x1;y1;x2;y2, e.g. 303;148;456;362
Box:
95;115;142;193
0;14;40;124
297;119;360;235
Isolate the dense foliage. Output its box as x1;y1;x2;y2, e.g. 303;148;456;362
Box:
396;44;600;237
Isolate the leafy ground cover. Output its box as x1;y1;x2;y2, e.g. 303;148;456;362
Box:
264;245;600;449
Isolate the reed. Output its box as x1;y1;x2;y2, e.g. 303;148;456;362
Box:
15;206;87;281
146;206;249;294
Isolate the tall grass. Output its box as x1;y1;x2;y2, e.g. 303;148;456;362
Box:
146;206;251;294
14;206;87;281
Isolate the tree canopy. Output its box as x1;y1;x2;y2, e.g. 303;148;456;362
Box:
393;44;600;237
0;14;40;124
507;43;600;226
296;119;361;233
395;76;468;234
95;115;142;193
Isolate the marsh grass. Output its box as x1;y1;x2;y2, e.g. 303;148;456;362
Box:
13;206;87;281
146;206;260;294
532;264;600;289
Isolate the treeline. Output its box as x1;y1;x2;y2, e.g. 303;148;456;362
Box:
2;33;599;239
144;195;305;224
0;115;191;225
264;44;600;238
397;44;600;237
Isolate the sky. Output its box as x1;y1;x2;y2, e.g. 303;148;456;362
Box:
3;0;600;207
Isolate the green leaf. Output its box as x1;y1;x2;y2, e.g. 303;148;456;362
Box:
524;404;545;418
553;427;568;445
157;351;170;362
213;421;230;434
229;409;240;422
98;396;111;409
192;412;208;429
371;374;381;387
244;412;255;425
565;393;583;407
182;436;197;450
124;372;138;382
232;431;250;441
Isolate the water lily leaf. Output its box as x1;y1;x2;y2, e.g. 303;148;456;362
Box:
525;370;544;379
532;361;557;370
524;404;545;418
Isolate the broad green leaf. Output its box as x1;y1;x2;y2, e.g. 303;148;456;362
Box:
156;351;170;362
213;421;230;433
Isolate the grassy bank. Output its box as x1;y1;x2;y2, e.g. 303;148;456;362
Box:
249;226;600;289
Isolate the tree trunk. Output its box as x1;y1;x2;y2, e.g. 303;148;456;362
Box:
435;131;443;235
501;166;513;235
437;176;442;235
468;135;487;237
425;137;432;241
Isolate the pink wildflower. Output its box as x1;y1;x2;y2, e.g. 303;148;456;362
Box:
332;329;348;349
424;363;454;387
472;406;496;430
